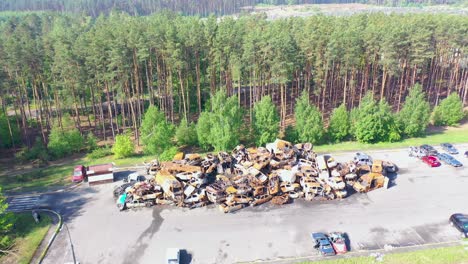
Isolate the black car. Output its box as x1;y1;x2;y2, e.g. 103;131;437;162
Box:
437;153;463;167
449;213;468;238
441;143;458;154
465;151;468;158
420;144;438;156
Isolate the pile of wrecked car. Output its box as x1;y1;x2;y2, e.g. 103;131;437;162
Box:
114;139;397;213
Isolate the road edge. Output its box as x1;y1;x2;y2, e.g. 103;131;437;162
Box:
238;240;463;264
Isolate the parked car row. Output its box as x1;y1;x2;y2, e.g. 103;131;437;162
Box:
409;143;464;168
311;232;348;256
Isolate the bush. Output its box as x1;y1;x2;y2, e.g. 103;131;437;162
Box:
87;146;112;159
432;92;464;126
253;95;280;146
158;146;179;161
175;117;198;146
16;137;49;162
112;133;135;159
328;104;349;142
47;123;85;159
397;84;430;137
294;91;324;144
86;132;98;151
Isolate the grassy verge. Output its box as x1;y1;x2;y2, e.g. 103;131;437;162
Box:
0;213;52;264
0;153;154;193
0;161;81;193
301;244;468;264
314;128;468;153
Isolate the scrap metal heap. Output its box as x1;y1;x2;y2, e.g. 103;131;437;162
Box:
116;139;396;213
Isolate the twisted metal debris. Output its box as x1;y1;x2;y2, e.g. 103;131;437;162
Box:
114;139;396;213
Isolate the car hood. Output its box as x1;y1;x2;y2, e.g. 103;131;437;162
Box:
321;246;335;254
333;243;347;252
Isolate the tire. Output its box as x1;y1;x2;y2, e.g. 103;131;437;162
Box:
117;203;125;211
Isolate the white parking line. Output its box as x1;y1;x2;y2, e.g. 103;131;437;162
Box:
6;195;41;212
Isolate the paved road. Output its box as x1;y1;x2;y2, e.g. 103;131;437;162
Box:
24;144;468;264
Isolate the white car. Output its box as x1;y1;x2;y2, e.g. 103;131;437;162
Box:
166;248;180;264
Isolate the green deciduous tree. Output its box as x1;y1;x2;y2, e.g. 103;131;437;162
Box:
209;91;243;151
196;91;243;151
432;93;464;126
140;106;175;155
397;84;430;137
294;91;324;144
175;117;197;146
195;111;212;151
328;104;349;142
253;95;280;146
353;93;401;143
112;133;135;159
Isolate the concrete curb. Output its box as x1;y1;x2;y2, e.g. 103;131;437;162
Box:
36;209;63;264
5;182;83;198
238;240;463;264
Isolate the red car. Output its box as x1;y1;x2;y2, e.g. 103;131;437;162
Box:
72;165;86;182
422;156;441;167
328;232;348;254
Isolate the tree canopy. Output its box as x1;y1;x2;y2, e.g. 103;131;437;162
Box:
0;12;465;151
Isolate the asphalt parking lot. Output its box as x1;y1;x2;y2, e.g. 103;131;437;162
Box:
40;144;468;264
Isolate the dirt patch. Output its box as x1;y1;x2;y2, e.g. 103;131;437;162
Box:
427;119;468;134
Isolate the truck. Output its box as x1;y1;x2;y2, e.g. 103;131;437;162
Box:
72;163;114;185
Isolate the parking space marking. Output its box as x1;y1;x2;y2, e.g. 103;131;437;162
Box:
411;227;433;244
393;229;424;247
385;231;403;248
6;195;41;212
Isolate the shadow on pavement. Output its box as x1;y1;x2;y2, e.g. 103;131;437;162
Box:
387;171;399;189
343;232;352;251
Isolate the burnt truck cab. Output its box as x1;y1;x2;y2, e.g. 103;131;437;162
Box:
72;165;87;182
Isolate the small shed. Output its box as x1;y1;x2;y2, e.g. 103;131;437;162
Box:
87;163;114;185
